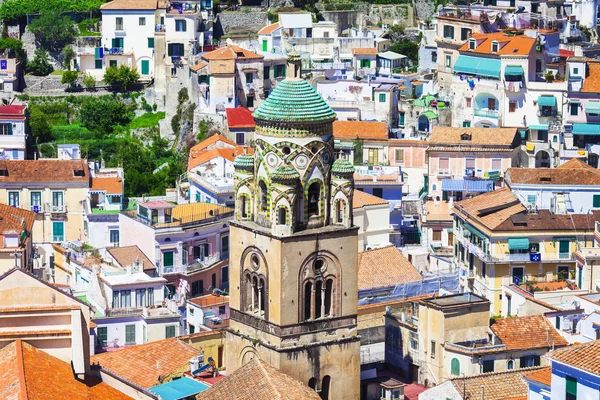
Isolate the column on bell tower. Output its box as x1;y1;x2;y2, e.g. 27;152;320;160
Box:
233;154;254;221
270;165;300;236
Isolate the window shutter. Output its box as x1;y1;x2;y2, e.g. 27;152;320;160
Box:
7;124;12;135
167;43;173;56
594;195;600;208
111;38;116;48
566;376;577;395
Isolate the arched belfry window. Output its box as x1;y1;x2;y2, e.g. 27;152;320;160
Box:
307;182;320;217
258;181;268;212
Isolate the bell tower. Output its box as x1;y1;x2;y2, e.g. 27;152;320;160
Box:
226;52;360;399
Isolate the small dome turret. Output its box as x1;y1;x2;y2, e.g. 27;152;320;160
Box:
234;154;254;171
331;158;355;178
271;165;300;184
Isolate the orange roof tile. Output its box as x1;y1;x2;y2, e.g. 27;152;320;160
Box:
491;315;568;351
582;61;600;93
357;245;422;291
0;203;35;245
558;158;596;170
352;47;378;55
548;339;600;375
190;134;237;154
522;367;552;386
354;173;402;186
188;294;229;307
91;177;123;195
459;32;536;56
189;61;208;72
188;147;253;171
197;358;321;400
0;339;131;399
101;0;157;10
0;159;89;184
107;245;155;272
429;126;520;147
257;22;280;35
202;45;263;61
450;367;545;400
91;338;201;389
333;120;388;140
453;188;526;232
506;166;600;186
353;190;388;209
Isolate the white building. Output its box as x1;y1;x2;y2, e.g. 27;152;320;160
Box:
186;293;229;334
352;190;390;251
0;104;27;160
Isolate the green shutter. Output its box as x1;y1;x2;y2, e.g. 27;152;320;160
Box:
379;93;386;102
95;59;102;69
559;240;570;254
7;124;12;135
148;38;154;48
264;66;270;78
141;60;149;75
399;112;405;126
111;38;116;48
109;60;117;68
594;195;600;208
262;40;268;52
566;376;577;396
281;64;286;77
163;251;174;267
451;358;460;375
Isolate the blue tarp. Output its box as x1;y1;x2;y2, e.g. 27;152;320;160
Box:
149;377;209;400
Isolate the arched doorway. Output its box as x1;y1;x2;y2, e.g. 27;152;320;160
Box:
418;115;430;132
535;150;551;168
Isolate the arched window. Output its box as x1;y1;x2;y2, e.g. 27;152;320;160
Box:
245;274;252;312
304;281;312;320
324;279;333;316
336;200;344;223
241;196;247;218
258;181;268;212
315;281;323;319
320;375;331;400
259;278;265;316
308;377;317;390
278;207;286;225
451;358;460;376
252;276;259;312
307;182;320;217
507;360;514;370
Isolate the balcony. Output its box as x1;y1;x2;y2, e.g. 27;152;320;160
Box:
465;168;475;177
474;108;499;119
46;203;67;214
115;24;125;33
161;252;221;275
437;168;451;176
155;24;166;33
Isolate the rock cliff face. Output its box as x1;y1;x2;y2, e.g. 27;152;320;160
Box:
415;0;436;22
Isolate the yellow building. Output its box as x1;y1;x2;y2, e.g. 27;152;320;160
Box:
0;160;89;244
453;188;596;315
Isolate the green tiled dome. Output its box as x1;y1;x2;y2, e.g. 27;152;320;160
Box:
233;155;254;170
332;158;355;177
253;79;336;123
271;165;300;183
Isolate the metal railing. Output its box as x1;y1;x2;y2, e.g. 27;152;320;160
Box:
161;252;221;275
46;203;66;213
474;109;499;118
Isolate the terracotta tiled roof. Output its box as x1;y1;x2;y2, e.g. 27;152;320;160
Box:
188;147;253;170
429;126;520;147
558;158;595;170
522;366;551;386
257;22;280;35
108;245;155;272
354;173;402;186
190;134;237;153
202;45;263;61
0;339;131;399
353;190;388;209
357;245;422;291
493;209;598;232
0;105;26;120
450;367;545;400
196;358;321;400
352;47;378;55
188;294;229;307
582;61;600;93
548;339;600;375
0;159;89;184
91;338;201;389
100;0;157;10
226;107;256;128
90;177;123;195
189;61;208;72
333;120;388;140
0;203;35;244
491;315;568;350
507;164;600;186
453;188;526;232
459;32;536;56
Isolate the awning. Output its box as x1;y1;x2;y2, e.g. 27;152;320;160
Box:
442;179;466;192
526;142;535;152
453;55;501;79
538;95;556;107
422;110;438;119
585;101;600;114
504;65;524;77
242;68;258;73
89;190;106;194
466;180;495;192
529;124;548;130
519;129;527;139
508;237;530;250
464;223;487;240
572;123;600;135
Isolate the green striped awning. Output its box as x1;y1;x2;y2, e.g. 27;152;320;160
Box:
422;110;439;119
453;55;501;79
529;124;548;130
538;95;556;107
504;65;524;77
508;238;530;250
464;223;487;240
585;101;600;114
572;123;600;135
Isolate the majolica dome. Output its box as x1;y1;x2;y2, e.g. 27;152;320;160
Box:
271;165;300;184
233;154;254;170
331;158;355;178
253;79;336;124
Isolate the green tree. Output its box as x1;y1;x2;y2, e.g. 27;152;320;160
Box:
29;106;52;143
177;88;189;104
103;65;140;90
82;73;96;89
28;11;76;52
27;48;53;76
61;45;76;70
79;96;135;133
390;41;419;65
61;70;78;87
0;38;26;65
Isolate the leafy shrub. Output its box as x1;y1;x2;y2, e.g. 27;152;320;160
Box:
27;49;53;76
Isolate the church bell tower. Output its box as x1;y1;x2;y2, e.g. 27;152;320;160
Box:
226;51;360;399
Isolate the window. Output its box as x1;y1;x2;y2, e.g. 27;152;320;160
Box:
570;102;579;116
121;290;131;308
409;331;418;351
147;288;154;306
166;325;176;338
507;359;514;369
0;123;12;135
97;327;107;347
432;230;442;241
278;207;286;224
399;112;405;126
95;59;102;69
558;266;570;280
482;262;486;278
274;64;286;78
235;132;244;145
520;355;540;367
221;266;229;286
559;240;570;257
439;157;449;171
443;25;454;39
527;195;537;204
51;191;63;211
463;121;471;127
212;273;217;289
566;376;577;400
430;341;436;358
167;43;185;57
247;96;254;108
491;41;499;52
192;280;204;296
395;149;404;163
491;158;502;171
189;324;195;334
368;147;379;164
116;17;123;30
461;28;471;41
465;97;472;108
307;182;320;217
245;72;253;83
263;65;270;78
109;60;117;68
573;67;579;76
445;55;451;68
136;289;146;307
509;102;516;113
469;38;476;50
466;157;475;169
52;222;64;242
512;267;524;283
451;358;460;375
163;251;174;267
507;295;512;315
148;38;154;48
594;194;600;208
529;243;540;253
378;93;386;103
373;188;383;198
30;191;41;211
262;39;268;52
111;37;124;48
139;17;146;25
175;19;187;31
112;291;119;308
8;191;19;207
482;359;494;373
109;229;119;244
125;325;136;345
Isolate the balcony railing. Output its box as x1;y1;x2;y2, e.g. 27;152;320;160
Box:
161;252;221;275
474;109;499;118
46;204;66;213
437;168;451;176
115;24;124;32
